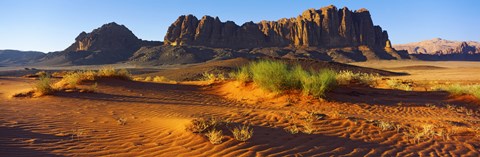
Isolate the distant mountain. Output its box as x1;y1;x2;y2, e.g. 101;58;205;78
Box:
36;22;162;65
0;50;45;66
393;38;480;61
394;38;480;55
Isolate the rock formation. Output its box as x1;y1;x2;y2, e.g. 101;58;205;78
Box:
164;5;391;51
64;22;142;56
37;22;162;65
393;38;480;55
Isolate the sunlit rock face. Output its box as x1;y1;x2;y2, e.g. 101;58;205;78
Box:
164;5;391;50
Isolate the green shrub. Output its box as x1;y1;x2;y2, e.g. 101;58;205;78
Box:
301;69;337;97
232;66;251;83
249;60;291;92
232;60;337;98
35;75;54;96
439;84;480;99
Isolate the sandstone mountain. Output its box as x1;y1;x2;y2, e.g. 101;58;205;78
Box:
36;22;162;65
0;50;45;66
394;38;480;55
165;5;392;51
129;5;407;65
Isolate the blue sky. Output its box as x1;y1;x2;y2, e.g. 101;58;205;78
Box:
0;0;479;52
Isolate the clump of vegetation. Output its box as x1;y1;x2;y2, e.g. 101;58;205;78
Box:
232;60;337;98
97;67;131;80
153;76;169;82
231;66;251;83
284;125;300;134
336;70;379;86
205;129;224;144
231;125;253;142
186;117;221;133
144;76;153;82
301;122;315;134
300;69;337;98
436;84;480;99
377;121;395;131
34;75;55;96
202;72;226;83
386;79;413;91
56;68;131;89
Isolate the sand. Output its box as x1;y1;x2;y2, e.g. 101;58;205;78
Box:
1;61;480;156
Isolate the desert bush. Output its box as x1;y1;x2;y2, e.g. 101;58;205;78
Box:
186;118;220;133
249;60;292;92
233;60;337;97
284;125;300;134
231;125;253;142
153;76;169;82
98;67;117;77
377;121;394;131
301;69;337;98
301;122;315;134
35;75;54;96
336;70;379;86
205;129;223;144
202;72;225;82
437;84;480;99
231;66;251;83
79;70;96;81
97;67;131;80
62;72;82;88
144;76;153;82
386;79;413;91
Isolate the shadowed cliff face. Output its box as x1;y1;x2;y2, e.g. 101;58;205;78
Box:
164;5;391;50
64;22;142;54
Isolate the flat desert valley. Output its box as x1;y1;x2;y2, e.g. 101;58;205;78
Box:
1;60;480;156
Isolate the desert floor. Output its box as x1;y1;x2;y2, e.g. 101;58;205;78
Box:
1;61;480;156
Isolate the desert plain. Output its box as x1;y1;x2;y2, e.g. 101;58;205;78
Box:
1;59;480;157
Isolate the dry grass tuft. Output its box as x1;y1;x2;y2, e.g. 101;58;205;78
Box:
336;70;379;87
231;125;253;142
386;79;413;91
205;129;224;144
435;84;480;99
34;75;55;96
284;125;300;134
186;117;221;133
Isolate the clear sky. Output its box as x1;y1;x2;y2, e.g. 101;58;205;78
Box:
1;0;479;52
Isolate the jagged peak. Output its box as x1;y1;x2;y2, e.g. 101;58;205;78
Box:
356;8;370;13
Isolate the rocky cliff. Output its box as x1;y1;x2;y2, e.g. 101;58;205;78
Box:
37;22;162;65
164;5;391;51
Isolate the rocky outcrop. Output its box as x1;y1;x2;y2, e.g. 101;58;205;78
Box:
164;5;391;51
36;22;162;65
393;38;480;55
64;22;142;55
